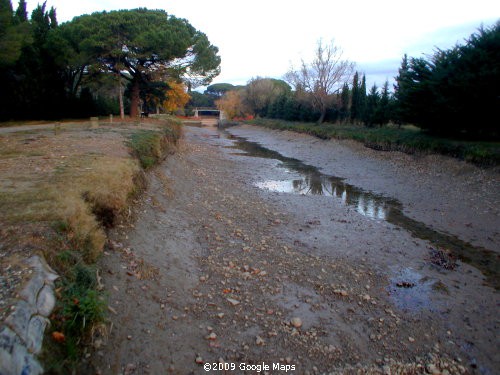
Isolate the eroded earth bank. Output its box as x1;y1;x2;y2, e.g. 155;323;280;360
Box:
89;124;499;375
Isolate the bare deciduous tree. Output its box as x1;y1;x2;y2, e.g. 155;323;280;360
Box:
286;39;355;123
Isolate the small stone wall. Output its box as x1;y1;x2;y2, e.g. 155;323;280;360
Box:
0;256;58;375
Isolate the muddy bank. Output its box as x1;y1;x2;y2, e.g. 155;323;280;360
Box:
89;125;499;374
227;125;500;254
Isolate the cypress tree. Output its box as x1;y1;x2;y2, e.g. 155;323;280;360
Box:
350;71;359;122
359;74;367;122
364;84;379;126
14;0;27;23
393;54;411;125
340;82;350;122
376;80;390;126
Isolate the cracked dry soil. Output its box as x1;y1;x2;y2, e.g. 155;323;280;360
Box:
88;125;498;375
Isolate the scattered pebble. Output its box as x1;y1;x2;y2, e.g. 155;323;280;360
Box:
290;317;303;328
206;332;217;340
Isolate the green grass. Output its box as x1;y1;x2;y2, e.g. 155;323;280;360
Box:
247;119;500;166
128;117;182;169
128;130;164;169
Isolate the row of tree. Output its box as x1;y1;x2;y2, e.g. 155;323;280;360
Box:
212;73;395;126
0;1;221;121
393;23;499;137
215;22;498;138
1;0;497;138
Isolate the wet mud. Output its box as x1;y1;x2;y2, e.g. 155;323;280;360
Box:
89;124;499;375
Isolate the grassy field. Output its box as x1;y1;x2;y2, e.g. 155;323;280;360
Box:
247;118;500;166
0;116;182;371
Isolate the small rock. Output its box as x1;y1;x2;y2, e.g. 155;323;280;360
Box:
334;289;348;297
426;364;440;374
227;298;240;306
290;317;302;328
256;336;265;345
396;281;416;288
206;332;217;340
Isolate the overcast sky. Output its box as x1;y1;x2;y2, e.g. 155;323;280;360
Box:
16;0;499;90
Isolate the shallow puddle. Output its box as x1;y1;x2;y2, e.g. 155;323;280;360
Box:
388;267;434;312
224;132;500;290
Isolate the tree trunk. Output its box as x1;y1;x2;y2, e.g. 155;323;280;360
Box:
130;76;140;118
118;74;125;119
317;108;326;124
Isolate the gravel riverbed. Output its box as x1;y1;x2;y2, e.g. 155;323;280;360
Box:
88;124;499;374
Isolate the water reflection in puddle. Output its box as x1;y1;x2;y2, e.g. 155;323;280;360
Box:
225;132;396;220
256;179;388;220
224;131;499;290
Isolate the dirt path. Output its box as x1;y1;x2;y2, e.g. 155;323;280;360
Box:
88;125;498;374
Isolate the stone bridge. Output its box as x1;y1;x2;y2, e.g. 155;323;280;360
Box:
193;107;226;121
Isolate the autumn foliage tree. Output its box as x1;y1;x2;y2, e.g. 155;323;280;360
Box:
163;80;190;113
215;91;249;120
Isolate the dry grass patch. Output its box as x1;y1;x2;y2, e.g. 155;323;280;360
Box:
0;118;182;372
0;133;141;262
0;117;182;299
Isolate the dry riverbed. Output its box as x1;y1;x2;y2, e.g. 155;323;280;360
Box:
89;124;499;374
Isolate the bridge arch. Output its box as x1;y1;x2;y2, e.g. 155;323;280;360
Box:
193;107;226;121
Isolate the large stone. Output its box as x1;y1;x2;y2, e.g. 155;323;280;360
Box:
29;256;58;285
5;300;36;345
18;273;44;306
26;315;49;354
0;255;57;375
0;326;43;375
36;285;56;317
